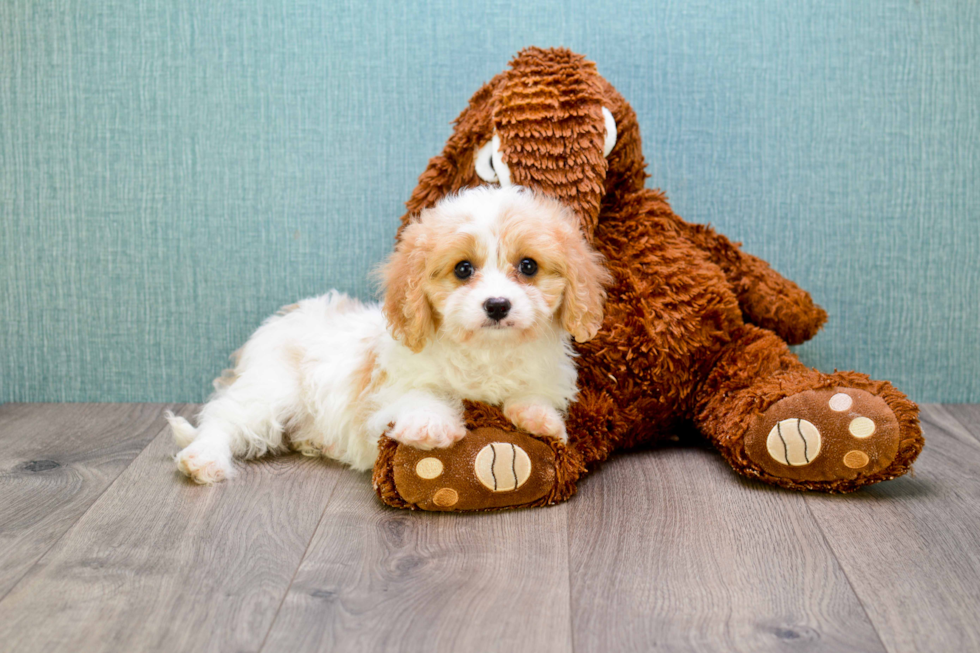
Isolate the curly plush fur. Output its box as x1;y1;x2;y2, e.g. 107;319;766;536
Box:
374;47;923;510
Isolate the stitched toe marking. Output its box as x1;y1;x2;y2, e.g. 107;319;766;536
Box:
766;418;822;466
474;443;532;491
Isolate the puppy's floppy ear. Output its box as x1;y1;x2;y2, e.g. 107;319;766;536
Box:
380;221;434;352
559;217;613;343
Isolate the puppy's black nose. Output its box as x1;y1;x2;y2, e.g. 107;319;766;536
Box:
483;297;511;321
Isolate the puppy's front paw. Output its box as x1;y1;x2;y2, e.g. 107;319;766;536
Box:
175;440;234;485
390;412;467;450
504;401;567;442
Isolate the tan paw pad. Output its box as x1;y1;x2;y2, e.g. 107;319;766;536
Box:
766;418;821;466
745;387;902;483
390;427;558;511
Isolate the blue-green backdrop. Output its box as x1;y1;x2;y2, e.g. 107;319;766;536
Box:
2;0;978;403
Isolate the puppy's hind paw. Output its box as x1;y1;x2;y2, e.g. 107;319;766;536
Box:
175;441;234;485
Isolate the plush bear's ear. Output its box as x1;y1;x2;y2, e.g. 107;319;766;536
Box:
380;221;434;352
494;49;609;243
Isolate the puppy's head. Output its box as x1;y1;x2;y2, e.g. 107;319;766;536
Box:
381;186;611;352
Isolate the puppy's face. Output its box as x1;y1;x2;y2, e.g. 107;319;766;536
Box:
382;186;611;352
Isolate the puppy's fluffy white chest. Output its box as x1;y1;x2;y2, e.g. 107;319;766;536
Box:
382;328;578;409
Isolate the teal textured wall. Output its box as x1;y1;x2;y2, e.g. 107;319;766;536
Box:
1;0;978;403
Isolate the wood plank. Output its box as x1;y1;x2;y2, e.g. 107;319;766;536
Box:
568;444;885;653
943;404;980;444
0;403;179;599
804;404;980;652
261;469;573;653
0;417;343;653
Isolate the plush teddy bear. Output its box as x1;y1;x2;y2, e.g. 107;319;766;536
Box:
373;47;924;511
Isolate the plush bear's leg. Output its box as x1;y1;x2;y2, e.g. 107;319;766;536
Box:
373;401;586;511
693;324;923;492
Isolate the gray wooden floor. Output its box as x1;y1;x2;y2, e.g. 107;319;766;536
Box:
0;404;978;653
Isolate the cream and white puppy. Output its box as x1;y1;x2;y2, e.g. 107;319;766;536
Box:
168;186;610;484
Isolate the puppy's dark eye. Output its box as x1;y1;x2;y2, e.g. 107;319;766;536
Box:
518;258;538;277
454;260;475;280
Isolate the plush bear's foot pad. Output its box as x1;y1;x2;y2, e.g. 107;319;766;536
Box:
389;427;558;511
744;388;901;483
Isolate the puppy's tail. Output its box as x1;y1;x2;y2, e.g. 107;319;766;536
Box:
165;411;199;448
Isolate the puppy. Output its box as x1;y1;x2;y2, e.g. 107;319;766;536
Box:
168;186;611;484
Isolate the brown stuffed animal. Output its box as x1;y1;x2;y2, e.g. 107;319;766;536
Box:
373;47;924;511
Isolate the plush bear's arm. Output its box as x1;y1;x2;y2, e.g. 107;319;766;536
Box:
677;220;827;345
